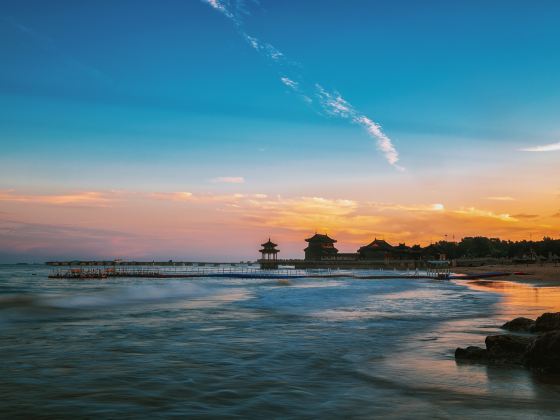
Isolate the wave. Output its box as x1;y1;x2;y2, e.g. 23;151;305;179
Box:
0;282;251;321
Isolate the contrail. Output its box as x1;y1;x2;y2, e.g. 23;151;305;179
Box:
202;0;403;170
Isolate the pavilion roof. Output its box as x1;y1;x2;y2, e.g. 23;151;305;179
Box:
261;238;278;248
359;238;394;250
305;233;337;243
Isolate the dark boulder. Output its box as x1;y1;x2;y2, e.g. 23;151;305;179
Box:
455;346;488;361
485;334;533;364
533;312;560;332
501;317;535;332
524;331;560;373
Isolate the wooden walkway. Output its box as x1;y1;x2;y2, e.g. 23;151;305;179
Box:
48;266;433;280
48;266;512;281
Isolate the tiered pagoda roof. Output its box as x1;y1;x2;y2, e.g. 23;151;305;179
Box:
305;233;337;243
260;238;279;254
261;238;278;248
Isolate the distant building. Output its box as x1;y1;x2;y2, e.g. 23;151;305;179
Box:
358;239;421;260
304;233;339;261
358;238;394;260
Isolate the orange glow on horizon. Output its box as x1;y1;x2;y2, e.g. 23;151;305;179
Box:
1;187;558;260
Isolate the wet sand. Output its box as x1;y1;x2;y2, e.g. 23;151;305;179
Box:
454;263;560;285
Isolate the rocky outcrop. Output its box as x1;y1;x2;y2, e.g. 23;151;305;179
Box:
533;312;560;332
456;335;531;365
501;317;535;332
455;312;560;372
455;346;487;361
524;331;560;373
485;334;532;364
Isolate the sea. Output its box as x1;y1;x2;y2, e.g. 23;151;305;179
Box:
1;264;560;419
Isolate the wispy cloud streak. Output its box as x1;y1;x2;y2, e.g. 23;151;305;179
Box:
0;190;114;207
201;0;402;169
519;142;560;152
486;196;515;201
315;85;401;168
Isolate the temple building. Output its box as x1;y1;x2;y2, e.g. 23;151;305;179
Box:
357;238;394;260
357;239;421;260
259;238;279;261
304;233;339;260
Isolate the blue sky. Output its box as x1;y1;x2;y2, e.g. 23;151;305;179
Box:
2;1;559;167
0;0;559;261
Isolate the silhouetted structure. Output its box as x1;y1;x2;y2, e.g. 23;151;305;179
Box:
260;238;279;261
304;233;338;261
358;238;394;260
357;239;422;260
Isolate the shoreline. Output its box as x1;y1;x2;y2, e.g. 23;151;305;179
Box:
454;263;560;286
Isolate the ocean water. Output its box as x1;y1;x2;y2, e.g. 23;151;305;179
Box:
1;265;560;419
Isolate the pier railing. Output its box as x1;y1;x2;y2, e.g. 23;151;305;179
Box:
48;265;429;280
49;266;311;279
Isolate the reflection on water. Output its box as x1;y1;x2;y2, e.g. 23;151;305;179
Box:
373;279;560;417
462;279;560;318
1;265;560;418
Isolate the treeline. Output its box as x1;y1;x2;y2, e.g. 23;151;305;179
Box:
422;237;560;260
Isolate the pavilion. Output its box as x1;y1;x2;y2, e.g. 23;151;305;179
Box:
304;233;339;261
259;238;280;261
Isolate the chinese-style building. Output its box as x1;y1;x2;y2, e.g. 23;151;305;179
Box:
357;239;422;260
259;238;279;261
357;238;394;260
304;233;339;261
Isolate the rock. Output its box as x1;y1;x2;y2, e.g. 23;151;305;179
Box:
456;312;560;370
455;346;488;361
533;312;560;332
485;334;533;364
501;317;535;332
524;331;560;373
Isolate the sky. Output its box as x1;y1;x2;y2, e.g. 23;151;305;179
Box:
0;0;559;262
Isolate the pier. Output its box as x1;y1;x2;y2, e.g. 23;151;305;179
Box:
46;259;430;270
48;265;437;280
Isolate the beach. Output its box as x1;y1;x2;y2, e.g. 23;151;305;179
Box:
454;263;560;285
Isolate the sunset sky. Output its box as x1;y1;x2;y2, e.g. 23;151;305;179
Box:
1;0;559;262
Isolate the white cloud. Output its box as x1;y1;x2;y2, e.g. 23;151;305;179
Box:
212;177;245;184
454;207;516;222
150;192;193;201
355;116;401;169
486;196;515;201
264;43;283;61
203;0;234;19
244;34;260;50
201;0;402;170
0;190;114;207
519;142;560;152
315;85;402;169
315;85;352;117
280;77;298;89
